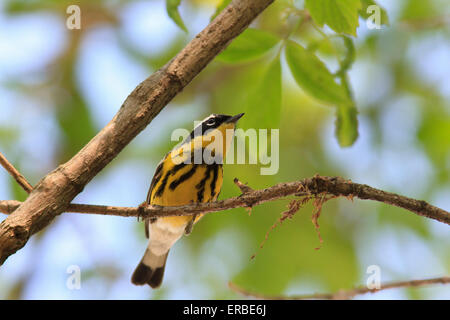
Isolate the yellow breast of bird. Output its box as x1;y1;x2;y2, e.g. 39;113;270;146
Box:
150;163;223;228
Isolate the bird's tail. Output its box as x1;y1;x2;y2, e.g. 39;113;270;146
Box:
131;248;169;288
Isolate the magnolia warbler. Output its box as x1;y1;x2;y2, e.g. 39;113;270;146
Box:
131;113;244;288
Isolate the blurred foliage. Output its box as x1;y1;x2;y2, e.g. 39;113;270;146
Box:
285;40;349;104
0;0;449;299
216;28;280;63
166;0;187;32
359;0;389;26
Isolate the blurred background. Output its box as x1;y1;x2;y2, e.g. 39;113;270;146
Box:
0;0;449;299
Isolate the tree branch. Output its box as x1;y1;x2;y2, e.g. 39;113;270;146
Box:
0;152;33;194
229;276;450;300
1;176;448;226
0;0;275;265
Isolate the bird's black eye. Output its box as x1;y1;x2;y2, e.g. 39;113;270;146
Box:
206;118;216;126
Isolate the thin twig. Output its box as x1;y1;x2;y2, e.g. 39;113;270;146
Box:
1;176;449;226
0;152;33;193
233;177;254;194
229;276;450;300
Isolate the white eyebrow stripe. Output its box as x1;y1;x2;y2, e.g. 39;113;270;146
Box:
192;114;216;130
201;114;216;122
178;114;224;147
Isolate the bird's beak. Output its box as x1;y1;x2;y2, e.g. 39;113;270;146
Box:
226;113;245;123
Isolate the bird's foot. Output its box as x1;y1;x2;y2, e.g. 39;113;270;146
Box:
184;214;197;235
137;202;147;222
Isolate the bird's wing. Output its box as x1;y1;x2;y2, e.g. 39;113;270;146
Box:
144;158;165;238
145;159;164;205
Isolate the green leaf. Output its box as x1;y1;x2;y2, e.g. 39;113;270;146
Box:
245;57;282;128
285;40;350;105
418;109;450;170
305;0;362;36
211;0;231;21
335;104;358;147
335;74;358;147
166;0;187;32
217;28;280;63
359;0;389;26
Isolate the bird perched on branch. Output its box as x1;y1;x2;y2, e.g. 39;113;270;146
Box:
131;113;244;288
